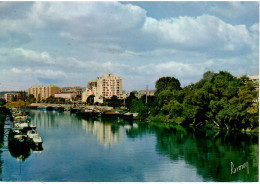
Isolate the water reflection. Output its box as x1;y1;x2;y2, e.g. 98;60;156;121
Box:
30;110;60;128
8;138;31;162
82;119;123;147
126;124;258;182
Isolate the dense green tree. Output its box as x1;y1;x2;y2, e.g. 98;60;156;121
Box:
203;71;215;80
149;71;259;131
155;76;181;92
107;95;122;108
130;99;148;119
125;91;138;110
86;95;95;105
0;98;6;106
27;94;36;103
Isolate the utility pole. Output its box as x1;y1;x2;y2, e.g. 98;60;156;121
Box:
146;85;148;104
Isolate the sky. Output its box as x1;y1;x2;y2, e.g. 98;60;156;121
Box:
0;1;259;92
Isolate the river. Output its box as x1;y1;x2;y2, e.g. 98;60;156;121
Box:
0;110;258;182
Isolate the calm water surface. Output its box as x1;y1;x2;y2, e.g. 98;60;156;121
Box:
0;110;258;182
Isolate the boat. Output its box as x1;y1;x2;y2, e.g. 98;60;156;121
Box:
46;106;54;111
76;108;100;118
9;108;43;150
101;110;123;119
27;130;39;139
8;135;31;161
31;134;43;147
70;108;80;113
55;107;64;112
122;112;133;122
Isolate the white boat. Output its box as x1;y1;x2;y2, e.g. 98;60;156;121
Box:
14;134;27;142
32;134;43;146
27;130;39;139
14;122;29;129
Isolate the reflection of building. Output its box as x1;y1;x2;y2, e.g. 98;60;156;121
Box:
82;120;122;147
4;93;18;102
28;85;60;102
82;73;123;103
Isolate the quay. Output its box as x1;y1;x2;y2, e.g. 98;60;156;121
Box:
29;103;135;123
29;103;114;112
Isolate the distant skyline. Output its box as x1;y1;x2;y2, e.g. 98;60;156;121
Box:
0;1;258;92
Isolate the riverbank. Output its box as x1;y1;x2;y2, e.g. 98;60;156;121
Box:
138;119;259;135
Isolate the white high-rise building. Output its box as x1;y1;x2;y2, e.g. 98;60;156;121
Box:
96;73;123;99
82;73;123;103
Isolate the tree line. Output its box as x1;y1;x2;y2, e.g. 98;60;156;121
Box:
127;71;259;131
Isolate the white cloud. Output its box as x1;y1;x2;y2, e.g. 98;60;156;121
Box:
250;23;259;32
142;15;252;51
13;48;54;64
136;61;204;86
209;2;258;19
10;67;66;78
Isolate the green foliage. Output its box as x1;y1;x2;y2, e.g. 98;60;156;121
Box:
27;94;36;103
203;71;215;80
17;90;27;101
130;99;148;119
86;95;95;105
125;91;138;110
0;98;6;106
46;96;65;104
155;76;181;92
107;95;122;108
5;100;30;108
149;71;259;131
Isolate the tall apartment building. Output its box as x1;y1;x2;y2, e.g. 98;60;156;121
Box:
28;85;60;102
96;73;123;99
82;73;123;103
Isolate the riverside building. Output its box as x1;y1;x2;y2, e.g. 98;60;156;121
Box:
28;85;60;102
4;93;19;102
82;73;123;103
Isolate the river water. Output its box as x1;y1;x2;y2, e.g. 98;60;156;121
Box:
0;110;258;182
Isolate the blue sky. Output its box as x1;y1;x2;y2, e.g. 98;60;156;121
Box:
0;1;258;91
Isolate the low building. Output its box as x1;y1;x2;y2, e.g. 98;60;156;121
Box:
60;86;84;96
4;93;18;102
136;90;156;99
248;75;259;82
54;93;77;101
94;97;104;104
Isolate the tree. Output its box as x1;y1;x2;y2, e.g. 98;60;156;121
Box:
149;71;259;131
108;95;121;108
155;76;181;92
27;94;36;103
125;91;138;110
0;98;6;106
86;95;95;105
130;99;148;119
203;71;215;80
